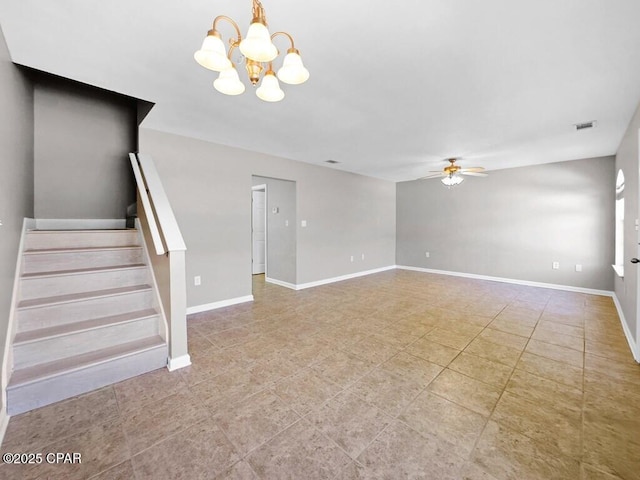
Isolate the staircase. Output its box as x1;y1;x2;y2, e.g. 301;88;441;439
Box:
6;228;168;415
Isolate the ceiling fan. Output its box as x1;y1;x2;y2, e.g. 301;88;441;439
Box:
419;158;488;186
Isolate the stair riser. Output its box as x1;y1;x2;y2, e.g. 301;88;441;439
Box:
17;290;154;332
25;231;139;250
21;268;149;300
7;344;167;415
23;248;143;274
13;316;161;369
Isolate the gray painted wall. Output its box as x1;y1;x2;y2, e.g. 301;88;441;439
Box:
0;27;34;412
252;176;297;285
33;80;137;219
615;102;640;344
397;156;615;291
139;128;397;308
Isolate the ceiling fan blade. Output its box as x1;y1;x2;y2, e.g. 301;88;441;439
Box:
461;171;488;177
460;167;485;172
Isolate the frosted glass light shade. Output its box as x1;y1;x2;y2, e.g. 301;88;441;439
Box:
239;22;278;62
194;34;231;71
256;72;284;102
276;51;310;85
214;67;246;95
441;175;464;186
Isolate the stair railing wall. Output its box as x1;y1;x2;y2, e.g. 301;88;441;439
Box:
129;153;191;371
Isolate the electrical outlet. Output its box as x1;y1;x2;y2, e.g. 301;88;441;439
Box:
301;220;307;227
350;255;354;262
552;262;560;270
425;251;430;258
194;275;201;286
575;264;582;272
361;253;365;260
285;220;289;227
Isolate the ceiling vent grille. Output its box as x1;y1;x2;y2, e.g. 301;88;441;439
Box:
574;121;597;131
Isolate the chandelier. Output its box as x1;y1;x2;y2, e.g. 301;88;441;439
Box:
194;0;309;102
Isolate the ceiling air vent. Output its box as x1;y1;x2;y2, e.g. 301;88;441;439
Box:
574;120;597;131
325;160;340;164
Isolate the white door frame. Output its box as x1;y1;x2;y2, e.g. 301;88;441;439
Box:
636;130;640;361
252;184;267;276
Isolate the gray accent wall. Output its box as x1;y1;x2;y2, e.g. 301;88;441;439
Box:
252;176;297;285
139;128;397;308
397;156;615;291
0;27;34;412
33;78;137;219
615;102;640;344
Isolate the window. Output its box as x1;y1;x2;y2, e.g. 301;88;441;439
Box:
614;169;625;277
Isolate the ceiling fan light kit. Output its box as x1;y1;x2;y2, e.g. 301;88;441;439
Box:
194;0;309;102
441;174;464;187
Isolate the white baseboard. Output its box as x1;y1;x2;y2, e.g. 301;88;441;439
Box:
396;265;614;297
296;266;397;290
186;295;254;315
265;277;297;290
35;218;127;230
612;294;640;363
0;408;9;447
266;267;396;291
167;354;191;371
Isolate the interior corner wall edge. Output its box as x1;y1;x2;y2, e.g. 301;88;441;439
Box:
615;100;640;344
138;128;396;308
0;26;34;412
396;155;616;293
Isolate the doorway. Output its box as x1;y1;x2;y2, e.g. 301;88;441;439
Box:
251;175;297;291
251;185;267;275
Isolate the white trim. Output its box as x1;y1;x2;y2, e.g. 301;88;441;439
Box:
135;218;169;343
2;218;35;424
265;277;297;290
296;266;396;290
396;265;614;296
251;184;267;191
612;264;624;278
136;154;187;252
167;354;191;371
186;295;254;315
613;294;640;363
265;266;396;291
35;218;126;230
130;153;165;255
0;409;9;447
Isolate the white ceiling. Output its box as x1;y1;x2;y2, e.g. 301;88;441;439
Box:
1;0;639;182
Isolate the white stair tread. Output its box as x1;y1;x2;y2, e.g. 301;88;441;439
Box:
28;229;134;233
8;336;166;388
24;245;141;255
18;284;152;309
14;308;159;344
22;263;146;279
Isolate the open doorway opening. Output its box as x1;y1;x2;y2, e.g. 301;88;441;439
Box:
251;184;267;275
251;175;297;294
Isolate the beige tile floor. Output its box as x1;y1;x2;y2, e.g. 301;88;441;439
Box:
1;270;639;479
